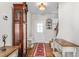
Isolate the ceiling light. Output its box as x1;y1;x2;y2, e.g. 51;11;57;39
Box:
38;3;46;11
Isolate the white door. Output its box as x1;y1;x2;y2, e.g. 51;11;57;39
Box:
33;22;45;43
32;16;46;43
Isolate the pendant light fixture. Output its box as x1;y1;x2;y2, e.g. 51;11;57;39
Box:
38;3;46;11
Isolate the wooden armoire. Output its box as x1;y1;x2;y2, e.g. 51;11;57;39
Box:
12;3;28;56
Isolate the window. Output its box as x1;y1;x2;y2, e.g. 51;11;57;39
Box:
37;23;43;33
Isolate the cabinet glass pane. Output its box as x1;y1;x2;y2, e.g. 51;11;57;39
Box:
15;10;21;21
15;24;20;45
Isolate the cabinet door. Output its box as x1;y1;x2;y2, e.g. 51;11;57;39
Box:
13;4;24;56
14;10;21;45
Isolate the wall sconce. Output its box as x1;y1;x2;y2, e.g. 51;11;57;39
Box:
3;16;8;20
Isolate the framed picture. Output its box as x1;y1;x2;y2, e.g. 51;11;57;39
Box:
46;18;52;29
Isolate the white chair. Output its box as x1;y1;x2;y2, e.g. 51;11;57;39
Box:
27;39;34;49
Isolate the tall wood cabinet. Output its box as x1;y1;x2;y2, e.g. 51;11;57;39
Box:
12;3;28;56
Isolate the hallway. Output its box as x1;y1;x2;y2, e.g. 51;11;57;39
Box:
27;43;54;57
0;2;79;57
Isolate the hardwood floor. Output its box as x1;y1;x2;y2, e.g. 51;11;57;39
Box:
27;43;55;57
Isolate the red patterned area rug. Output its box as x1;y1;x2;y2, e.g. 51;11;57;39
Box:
33;43;46;57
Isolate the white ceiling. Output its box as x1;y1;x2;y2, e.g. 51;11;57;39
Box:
27;2;58;14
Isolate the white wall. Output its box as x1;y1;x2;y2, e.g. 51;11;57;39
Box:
0;3;13;47
27;12;32;39
57;2;79;45
31;14;58;43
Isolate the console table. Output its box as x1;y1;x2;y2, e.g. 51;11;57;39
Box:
0;46;19;57
53;39;79;57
